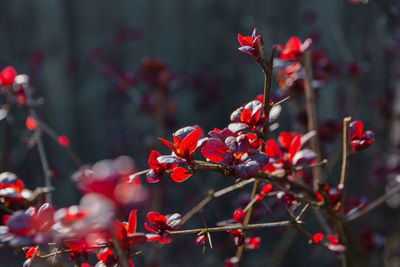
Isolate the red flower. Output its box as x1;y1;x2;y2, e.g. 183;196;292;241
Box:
233;209;246;224
263;131;317;177
279;37;312;61
238;28;263;59
349;120;375;153
0;66;17;87
144;211;182;237
158;126;204;182
146;150;177;183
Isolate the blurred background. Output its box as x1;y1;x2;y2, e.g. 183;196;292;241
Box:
0;0;400;266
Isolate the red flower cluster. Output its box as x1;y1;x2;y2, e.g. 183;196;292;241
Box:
238;28;263;59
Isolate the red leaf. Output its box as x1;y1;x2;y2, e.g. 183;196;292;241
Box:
278;132;294;150
349;120;363;139
240;109;252;124
264;139;283;159
128;209;138;235
261;183;272;196
179;128;202;157
148;150;162;169
171;167;192;182
328;234;339;245
173;136;182;149
312;233;324;244
201;139;228;163
289;134;302;161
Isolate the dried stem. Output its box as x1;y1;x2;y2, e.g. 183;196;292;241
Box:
236;45;275;263
302;51;323;190
338;117;352;213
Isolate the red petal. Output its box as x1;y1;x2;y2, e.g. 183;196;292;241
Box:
179;128;202;157
278;132;294;150
171;167;192;182
128;209;138;235
289;134;302;161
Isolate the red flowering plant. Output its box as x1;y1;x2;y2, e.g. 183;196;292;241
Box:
0;22;393;267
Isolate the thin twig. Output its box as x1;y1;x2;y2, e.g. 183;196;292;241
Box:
26;88;52;202
179;178;255;228
338;117;352;213
169;220;297;235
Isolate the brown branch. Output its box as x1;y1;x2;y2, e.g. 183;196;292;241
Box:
169;220;297;235
302;51;323;191
338;117;352;213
